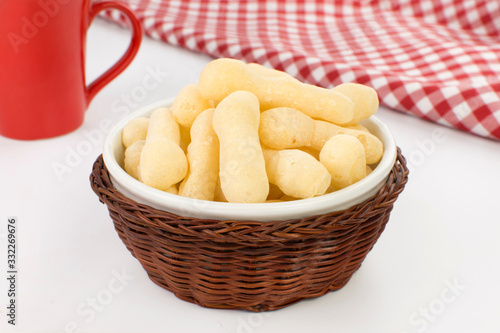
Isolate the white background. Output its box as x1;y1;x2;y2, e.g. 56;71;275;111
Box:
1;18;499;333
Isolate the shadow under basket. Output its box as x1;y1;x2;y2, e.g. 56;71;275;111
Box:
90;148;409;312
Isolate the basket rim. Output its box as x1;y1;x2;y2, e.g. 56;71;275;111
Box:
90;147;409;244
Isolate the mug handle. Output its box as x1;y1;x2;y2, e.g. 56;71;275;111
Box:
85;0;143;105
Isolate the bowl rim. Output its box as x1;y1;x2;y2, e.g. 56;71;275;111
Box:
103;98;397;221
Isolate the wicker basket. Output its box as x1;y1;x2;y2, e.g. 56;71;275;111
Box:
90;148;408;312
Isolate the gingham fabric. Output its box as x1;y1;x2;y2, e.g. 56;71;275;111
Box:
104;0;500;141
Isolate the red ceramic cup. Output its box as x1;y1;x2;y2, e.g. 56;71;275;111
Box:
0;0;143;140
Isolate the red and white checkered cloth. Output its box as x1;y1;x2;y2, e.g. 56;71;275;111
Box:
105;0;500;141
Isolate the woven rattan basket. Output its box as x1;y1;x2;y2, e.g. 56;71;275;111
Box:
90;148;408;312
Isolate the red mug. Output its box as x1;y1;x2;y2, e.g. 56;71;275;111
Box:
0;0;143;140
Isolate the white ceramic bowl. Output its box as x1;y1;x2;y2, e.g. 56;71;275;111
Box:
103;98;397;222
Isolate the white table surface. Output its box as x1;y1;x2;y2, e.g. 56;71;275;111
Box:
1;18;499;333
